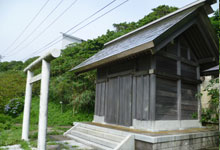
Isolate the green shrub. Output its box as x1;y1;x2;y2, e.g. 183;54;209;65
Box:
4;98;24;117
202;78;219;123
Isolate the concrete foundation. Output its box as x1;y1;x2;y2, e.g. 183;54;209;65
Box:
136;135;219;150
65;122;219;150
93;115;202;132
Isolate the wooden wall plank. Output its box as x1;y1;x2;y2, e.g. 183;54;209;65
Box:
156;77;177;120
132;76;136;119
119;75;132;126
181;83;198;120
100;82;105;116
136;76;143;120
143;76;150;120
105;77;120;124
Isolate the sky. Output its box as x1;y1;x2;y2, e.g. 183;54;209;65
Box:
0;0;219;62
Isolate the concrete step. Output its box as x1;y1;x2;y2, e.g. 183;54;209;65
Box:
79;123;128;137
66;134;112;150
70;130;118;149
75;126;124;142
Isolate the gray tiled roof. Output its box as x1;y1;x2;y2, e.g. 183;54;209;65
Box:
71;0;209;72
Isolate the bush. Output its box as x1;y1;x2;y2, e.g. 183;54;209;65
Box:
0;114;12;131
202;78;219;123
4;98;24;118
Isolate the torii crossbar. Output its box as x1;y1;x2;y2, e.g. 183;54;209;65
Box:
22;49;61;150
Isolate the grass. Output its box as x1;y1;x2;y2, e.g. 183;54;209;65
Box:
0;97;93;148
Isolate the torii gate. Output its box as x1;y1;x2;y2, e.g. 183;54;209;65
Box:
21;49;61;150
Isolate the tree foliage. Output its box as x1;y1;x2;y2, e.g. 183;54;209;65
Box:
0;6;218;115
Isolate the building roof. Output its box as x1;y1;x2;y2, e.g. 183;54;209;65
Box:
61;33;84;42
202;65;219;76
71;0;217;73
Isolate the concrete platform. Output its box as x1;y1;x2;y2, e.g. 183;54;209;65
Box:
72;122;219;150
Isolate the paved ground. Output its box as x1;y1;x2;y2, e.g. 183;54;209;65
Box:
0;135;92;150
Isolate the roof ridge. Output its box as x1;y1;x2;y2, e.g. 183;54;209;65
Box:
104;0;207;47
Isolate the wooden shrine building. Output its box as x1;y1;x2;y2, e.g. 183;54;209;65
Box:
71;0;218;131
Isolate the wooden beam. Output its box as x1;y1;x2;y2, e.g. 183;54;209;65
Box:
155;71;201;84
107;69;134;78
177;39;182;121
197;66;201;122
29;74;41;84
197;9;218;55
198;57;216;64
158;51;198;67
154;17;196;53
149;56;156;121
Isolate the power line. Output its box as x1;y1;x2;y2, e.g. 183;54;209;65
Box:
26;0;117;58
4;0;64;56
0;0;50;54
22;0;129;61
7;0;78;57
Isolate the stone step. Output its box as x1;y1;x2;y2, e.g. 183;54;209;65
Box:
78;123;128;137
66;134;112;150
70;130;119;149
75;126;124;142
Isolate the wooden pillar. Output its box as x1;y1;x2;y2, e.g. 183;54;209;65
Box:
38;60;50;150
177;39;182;123
150;56;156;121
197;66;201;122
22;70;34;141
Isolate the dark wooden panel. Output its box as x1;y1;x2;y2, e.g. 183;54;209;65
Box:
100;82;106;116
143;76;150;120
97;68;107;81
136;76;143;120
108;59;135;75
136;55;151;72
119;75;132;126
156;78;177;120
133;75;150;121
181;83;198;120
132;77;136;119
95;83;99;115
105;77;119;124
181;63;197;79
95;82;106;116
156;55;177;75
166;42;178;56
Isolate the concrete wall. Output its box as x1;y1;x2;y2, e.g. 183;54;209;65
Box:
135;135;219;150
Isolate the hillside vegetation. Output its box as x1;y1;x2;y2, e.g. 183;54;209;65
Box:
0;5;219;148
0;5;179;116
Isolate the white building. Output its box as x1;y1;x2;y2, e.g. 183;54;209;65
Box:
61;33;84;49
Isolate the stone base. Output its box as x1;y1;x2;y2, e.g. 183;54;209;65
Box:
135;131;219;150
93;115;105;124
133;119;202;132
68;122;219;150
93;115;202;132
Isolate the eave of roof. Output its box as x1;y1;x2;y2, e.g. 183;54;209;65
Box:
71;0;215;73
104;0;210;47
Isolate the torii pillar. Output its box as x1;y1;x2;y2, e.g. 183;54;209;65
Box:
22;49;61;150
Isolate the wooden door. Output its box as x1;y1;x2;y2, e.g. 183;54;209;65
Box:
105;75;132;126
105;77;119;124
118;75;132;126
